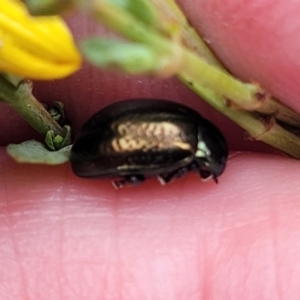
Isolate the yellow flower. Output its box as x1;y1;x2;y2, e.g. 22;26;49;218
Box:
0;0;81;79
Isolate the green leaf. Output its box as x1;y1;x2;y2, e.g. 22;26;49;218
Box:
45;125;72;151
109;0;158;27
80;38;158;74
7;140;72;165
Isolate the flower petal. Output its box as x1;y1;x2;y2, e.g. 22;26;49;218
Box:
0;0;81;79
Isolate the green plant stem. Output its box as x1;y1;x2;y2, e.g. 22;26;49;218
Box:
91;1;265;105
151;0;224;68
94;0;300;128
179;76;300;158
24;0;73;15
160;0;300;127
0;75;64;137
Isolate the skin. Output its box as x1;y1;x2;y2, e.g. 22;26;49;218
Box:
1;0;300;299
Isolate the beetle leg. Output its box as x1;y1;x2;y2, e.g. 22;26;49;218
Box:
112;175;145;189
158;167;188;185
195;167;216;183
190;164;217;183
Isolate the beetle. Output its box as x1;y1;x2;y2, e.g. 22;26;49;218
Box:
70;99;228;188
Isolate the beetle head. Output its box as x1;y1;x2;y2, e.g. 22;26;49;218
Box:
194;123;228;181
